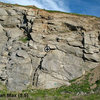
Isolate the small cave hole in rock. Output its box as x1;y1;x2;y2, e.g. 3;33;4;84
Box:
96;80;100;85
98;34;100;41
23;14;28;24
56;37;60;42
98;34;100;44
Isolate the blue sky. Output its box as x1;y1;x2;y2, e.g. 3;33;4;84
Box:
0;0;100;17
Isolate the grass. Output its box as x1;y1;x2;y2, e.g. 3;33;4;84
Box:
20;73;92;98
68;93;100;100
0;1;100;18
0;72;100;100
79;93;100;100
96;80;100;86
0;2;39;9
45;10;99;18
21;73;100;99
19;36;29;43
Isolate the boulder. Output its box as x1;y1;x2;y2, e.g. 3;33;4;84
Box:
42;50;84;81
6;9;17;16
37;71;70;89
27;9;35;16
0;8;8;16
7;63;33;91
11;50;31;64
5;28;24;39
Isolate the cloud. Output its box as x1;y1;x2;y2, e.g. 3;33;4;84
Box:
0;0;70;12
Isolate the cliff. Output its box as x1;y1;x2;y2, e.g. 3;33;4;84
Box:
0;2;100;91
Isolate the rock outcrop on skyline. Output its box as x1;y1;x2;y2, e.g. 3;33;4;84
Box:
0;3;100;91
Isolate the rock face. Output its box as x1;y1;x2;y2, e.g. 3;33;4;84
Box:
0;3;100;91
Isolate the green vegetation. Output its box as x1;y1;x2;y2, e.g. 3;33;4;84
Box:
45;10;98;17
0;1;99;18
19;36;29;43
0;2;39;9
68;93;100;100
0;82;7;94
96;80;100;86
16;73;96;99
0;72;100;100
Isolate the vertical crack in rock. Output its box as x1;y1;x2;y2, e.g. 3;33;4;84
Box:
32;53;48;86
18;13;34;41
98;32;100;45
81;32;86;62
23;14;33;41
32;66;39;86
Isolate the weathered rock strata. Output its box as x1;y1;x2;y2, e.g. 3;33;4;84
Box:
0;3;100;91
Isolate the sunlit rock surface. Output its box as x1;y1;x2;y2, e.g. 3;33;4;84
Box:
0;3;100;91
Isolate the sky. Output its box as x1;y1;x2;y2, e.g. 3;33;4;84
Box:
0;0;100;17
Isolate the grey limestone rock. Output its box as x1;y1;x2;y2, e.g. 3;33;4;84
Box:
0;4;100;91
0;8;8;16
